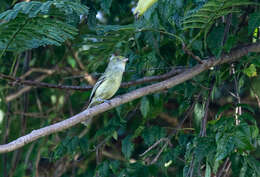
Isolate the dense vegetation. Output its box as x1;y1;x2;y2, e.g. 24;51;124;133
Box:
0;0;259;176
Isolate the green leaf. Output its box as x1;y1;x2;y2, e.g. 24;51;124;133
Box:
243;64;257;77
234;123;255;151
141;126;166;146
96;161;110;177
237;104;255;114
239;159;248;177
100;0;113;14
214;104;233;119
239;113;256;124
0;0;87;52
207;25;224;57
194;103;204;129
122;135;134;159
215;134;235;161
205;161;211;177
224;35;237;52
247;156;260;176
67;57;76;68
67;137;79;153
109;160;120;174
248;12;260;35
140;96;150;118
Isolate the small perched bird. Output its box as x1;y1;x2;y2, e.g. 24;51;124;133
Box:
82;55;128;126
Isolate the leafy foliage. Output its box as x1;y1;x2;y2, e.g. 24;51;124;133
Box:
182;0;258;47
0;0;259;176
0;0;88;52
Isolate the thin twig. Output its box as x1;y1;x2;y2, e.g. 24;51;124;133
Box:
4;68;56;102
139;138;168;157
216;157;230;177
200;86;213;137
231;64;241;125
0;67;186;91
140;93;201;163
67;42;96;85
221;14;232;46
150;140;169;164
20;68;55;79
182;45;204;64
223;161;231;177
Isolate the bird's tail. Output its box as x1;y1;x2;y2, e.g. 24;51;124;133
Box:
81;101;99;126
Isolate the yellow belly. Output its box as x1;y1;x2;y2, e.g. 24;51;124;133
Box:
93;73;122;100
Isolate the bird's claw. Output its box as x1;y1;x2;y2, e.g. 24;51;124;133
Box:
96;98;111;105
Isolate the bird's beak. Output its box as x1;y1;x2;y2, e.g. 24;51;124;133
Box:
123;58;128;62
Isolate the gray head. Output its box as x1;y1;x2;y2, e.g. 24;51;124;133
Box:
106;55;128;72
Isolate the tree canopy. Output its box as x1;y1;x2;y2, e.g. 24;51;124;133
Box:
0;0;259;177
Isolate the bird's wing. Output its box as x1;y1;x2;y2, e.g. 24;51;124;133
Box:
88;74;106;103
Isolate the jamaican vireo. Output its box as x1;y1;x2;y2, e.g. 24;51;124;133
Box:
82;55;128;126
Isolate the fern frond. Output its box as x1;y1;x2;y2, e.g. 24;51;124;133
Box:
0;15;77;52
0;0;88;53
182;0;258;48
182;0;258;32
0;0;88;22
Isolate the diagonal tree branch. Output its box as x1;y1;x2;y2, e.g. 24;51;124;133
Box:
0;42;260;153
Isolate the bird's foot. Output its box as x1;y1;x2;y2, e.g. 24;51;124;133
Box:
96;98;111;105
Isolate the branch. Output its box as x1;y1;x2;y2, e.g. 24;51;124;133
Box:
0;67;186;91
199;86;213;137
20;68;54;79
5;73;55;103
67;42;96;85
1;42;260;153
182;45;204;63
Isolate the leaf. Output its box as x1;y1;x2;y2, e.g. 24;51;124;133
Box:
194;103;204;129
207;25;224;57
236;104;255;114
215;134;235;161
224;35;238;52
248;12;260;35
194;137;215;162
247;156;260;176
134;0;158;17
67;57;76;68
239;159;248;177
0;0;88;52
96;161;110;177
140;96;150;118
67;137;79;153
239;112;256;124
79;137;88;154
234;123;255;151
141;126;166;146
112;131;118;140
205;161;211;177
243;64;257;77
215;104;233;119
100;0;113;14
122;135;134;159
109;160;120;174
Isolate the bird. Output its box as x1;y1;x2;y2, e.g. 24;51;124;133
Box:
82;55;128;126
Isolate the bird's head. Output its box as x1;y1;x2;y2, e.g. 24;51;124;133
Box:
107;55;128;72
109;55;128;63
